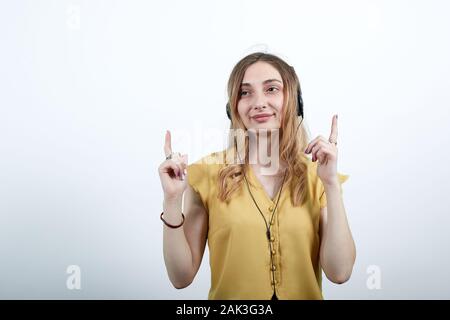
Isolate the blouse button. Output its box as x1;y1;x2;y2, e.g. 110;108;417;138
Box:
271;249;276;255
270;236;275;242
271;265;277;271
269;206;274;212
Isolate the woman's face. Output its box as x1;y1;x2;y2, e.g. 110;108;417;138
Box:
237;61;284;131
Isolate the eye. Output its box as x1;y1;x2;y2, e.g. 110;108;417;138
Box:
267;86;279;93
240;90;249;96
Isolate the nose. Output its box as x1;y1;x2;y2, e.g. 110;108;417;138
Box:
251;92;268;111
253;105;267;112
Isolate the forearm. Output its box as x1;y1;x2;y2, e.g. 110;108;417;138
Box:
320;182;356;283
162;196;194;288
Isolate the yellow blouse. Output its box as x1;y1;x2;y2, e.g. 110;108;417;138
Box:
186;150;349;300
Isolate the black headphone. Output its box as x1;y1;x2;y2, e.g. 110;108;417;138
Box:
226;88;304;120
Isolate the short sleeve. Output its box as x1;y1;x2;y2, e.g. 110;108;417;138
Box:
186;160;210;211
319;173;349;209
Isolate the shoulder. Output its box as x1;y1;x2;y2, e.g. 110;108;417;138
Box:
187;149;229;170
186;149;230;183
189;147;237;168
304;157;350;186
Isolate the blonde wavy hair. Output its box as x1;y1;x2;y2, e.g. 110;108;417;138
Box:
217;52;311;207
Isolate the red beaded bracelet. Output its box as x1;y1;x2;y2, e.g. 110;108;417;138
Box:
160;211;185;228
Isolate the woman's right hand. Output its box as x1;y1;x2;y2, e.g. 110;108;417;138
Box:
158;130;189;201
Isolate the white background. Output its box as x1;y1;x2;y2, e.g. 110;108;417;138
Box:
1;0;449;299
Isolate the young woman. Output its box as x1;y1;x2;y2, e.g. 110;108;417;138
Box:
158;52;356;300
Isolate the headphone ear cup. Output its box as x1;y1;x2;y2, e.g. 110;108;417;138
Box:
297;90;304;118
226;102;231;120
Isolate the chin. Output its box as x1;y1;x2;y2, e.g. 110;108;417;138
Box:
248;125;280;132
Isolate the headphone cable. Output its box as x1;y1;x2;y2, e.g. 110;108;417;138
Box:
234;116;304;297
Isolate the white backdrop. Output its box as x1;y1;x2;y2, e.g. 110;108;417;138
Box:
1;0;450;299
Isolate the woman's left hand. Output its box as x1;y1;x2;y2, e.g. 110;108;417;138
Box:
305;114;339;186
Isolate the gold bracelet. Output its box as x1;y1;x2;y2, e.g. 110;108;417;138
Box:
160;211;185;228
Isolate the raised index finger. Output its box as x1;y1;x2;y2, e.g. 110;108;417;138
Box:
329;114;338;143
164;130;172;157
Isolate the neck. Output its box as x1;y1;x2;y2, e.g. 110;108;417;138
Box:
247;129;286;175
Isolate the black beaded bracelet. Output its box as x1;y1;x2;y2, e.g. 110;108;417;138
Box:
160;211;185;228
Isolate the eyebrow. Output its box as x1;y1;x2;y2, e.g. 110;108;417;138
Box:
240;79;283;87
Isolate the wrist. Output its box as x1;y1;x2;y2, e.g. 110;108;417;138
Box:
164;194;183;204
163;196;182;215
160;211;185;228
323;178;340;190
